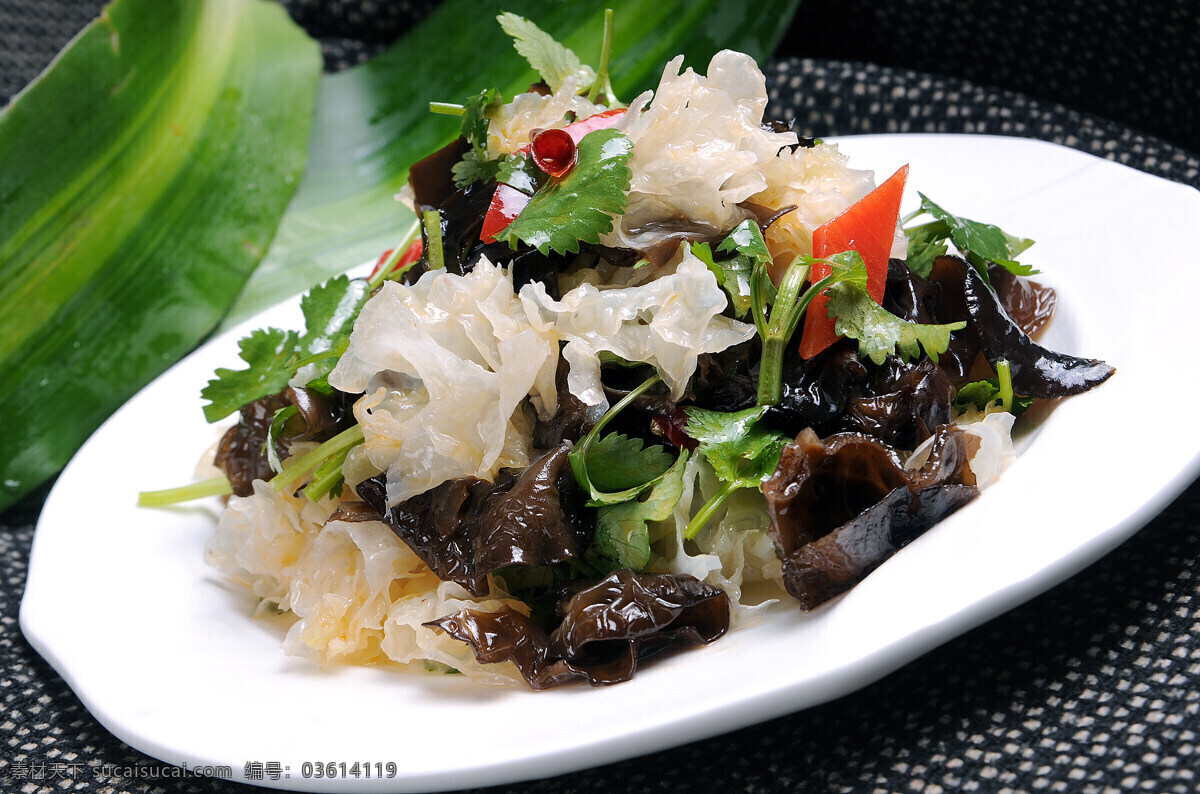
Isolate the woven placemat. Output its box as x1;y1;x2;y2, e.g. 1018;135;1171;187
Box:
3;4;1199;793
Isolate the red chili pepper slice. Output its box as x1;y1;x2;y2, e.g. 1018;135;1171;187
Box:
798;164;910;359
531;128;577;178
479;183;533;244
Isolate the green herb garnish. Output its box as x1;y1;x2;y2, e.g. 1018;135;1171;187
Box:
568;374;675;506
201;275;369;422
589;450;690;572
683;405;788;539
824;277;966;366
753;251;869;406
954;359;1032;414
904;193;1036;280
497;12;597;93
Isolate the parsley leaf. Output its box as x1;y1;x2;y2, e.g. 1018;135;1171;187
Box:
683;405;788;539
824;277;966;366
589;451;690;573
201;275;369;422
497;12;596;94
495;128;632;255
911;193;1038;278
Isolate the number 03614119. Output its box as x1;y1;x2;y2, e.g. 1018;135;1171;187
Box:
300;761;399;779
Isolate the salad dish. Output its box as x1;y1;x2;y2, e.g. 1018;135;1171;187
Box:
145;13;1115;690
22;130;1200;791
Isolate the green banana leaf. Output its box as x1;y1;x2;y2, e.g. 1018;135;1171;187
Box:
225;0;802;322
0;0;321;511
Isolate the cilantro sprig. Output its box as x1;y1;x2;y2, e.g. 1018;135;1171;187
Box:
201;275;370;422
460;88;501;150
446;87;505;188
494;128;632;255
904;193;1036;280
568;373;675;506
682;405;788;539
693;219;773;319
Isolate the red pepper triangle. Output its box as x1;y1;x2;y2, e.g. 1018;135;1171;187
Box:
798;164;909;359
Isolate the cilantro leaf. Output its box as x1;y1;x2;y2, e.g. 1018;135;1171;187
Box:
824;277;966;366
915;193;1038;278
685;405;787;487
904;220;950;278
717;218;772;267
953;380;1004;410
298;274;370;358
494;128;632;255
693;242;753;319
201;328;298;423
201;275;369;422
567;373;669;506
452;148;500;188
683;405;788;539
497;12;596;93
460;87;501;151
590;451;690;573
582;433;674;496
495;152;540;194
700;219;773;319
450;88;504;188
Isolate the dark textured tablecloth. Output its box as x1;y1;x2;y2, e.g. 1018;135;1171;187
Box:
3;2;1200;793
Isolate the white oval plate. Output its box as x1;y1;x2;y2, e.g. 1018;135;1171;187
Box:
21;135;1200;792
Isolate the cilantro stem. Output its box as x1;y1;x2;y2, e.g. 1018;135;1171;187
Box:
137;475;232;507
423;209;445;270
429;102;466;116
995;359;1013;413
755;255;870;407
587;9;618;105
288;340;349;375
581;373;660;451
900;207;923;226
271;424;364;494
684;479;739;540
303;443;354;501
756;259;810;407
